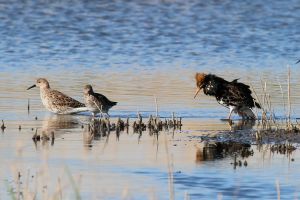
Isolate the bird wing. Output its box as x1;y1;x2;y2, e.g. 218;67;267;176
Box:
94;93;117;107
223;81;256;108
48;90;85;108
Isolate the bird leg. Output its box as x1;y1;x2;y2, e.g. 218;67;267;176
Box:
228;107;234;121
99;105;105;119
238;111;246;120
227;107;234;125
92;100;104;119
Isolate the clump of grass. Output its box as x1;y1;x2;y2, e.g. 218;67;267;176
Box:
252;66;300;144
6;167;83;200
83;112;182;143
244;67;300;154
133;113;182;134
270;143;296;154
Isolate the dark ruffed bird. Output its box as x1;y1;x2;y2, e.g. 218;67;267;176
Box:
83;85;117;117
194;73;261;120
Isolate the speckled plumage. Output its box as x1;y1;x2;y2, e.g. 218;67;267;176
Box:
194;73;261;120
83;85;117;117
27;78;88;114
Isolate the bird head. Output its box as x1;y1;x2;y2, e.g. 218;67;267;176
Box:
194;73;207;98
83;84;93;94
27;78;50;90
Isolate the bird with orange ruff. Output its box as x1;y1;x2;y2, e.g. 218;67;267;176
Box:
194;73;261;120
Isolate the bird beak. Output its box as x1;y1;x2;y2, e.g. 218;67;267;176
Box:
27;84;36;90
194;87;201;98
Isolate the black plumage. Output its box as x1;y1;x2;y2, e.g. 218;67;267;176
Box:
194;73;261;120
93;92;117;108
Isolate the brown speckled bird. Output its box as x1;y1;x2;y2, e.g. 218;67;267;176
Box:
194;73;261;120
27;78;88;114
83;85;117;117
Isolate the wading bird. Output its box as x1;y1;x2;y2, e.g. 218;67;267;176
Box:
27;78;88;114
194;73;261;120
83;85;117;117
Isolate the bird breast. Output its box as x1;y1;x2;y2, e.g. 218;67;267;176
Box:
85;94;99;108
40;89;53;111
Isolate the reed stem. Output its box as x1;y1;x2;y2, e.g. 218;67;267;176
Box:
287;65;291;129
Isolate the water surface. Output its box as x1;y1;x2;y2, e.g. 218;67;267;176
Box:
1;0;300;199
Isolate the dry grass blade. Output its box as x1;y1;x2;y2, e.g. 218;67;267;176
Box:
154;96;158;117
287;65;291;130
65;167;81;200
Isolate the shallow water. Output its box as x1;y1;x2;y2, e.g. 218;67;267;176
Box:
1;0;300;199
1;116;300;199
0;0;300;119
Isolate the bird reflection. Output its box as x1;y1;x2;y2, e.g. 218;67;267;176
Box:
82;118;112;149
41;114;82;132
195;141;253;163
83;125;94;149
33;114;84;149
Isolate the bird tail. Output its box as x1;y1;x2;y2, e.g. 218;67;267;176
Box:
111;101;117;106
238;107;256;120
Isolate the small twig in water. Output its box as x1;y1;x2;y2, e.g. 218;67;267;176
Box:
1;120;6;131
154;96;158;117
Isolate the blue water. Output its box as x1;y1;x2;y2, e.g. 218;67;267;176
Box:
0;0;299;69
0;0;300;199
